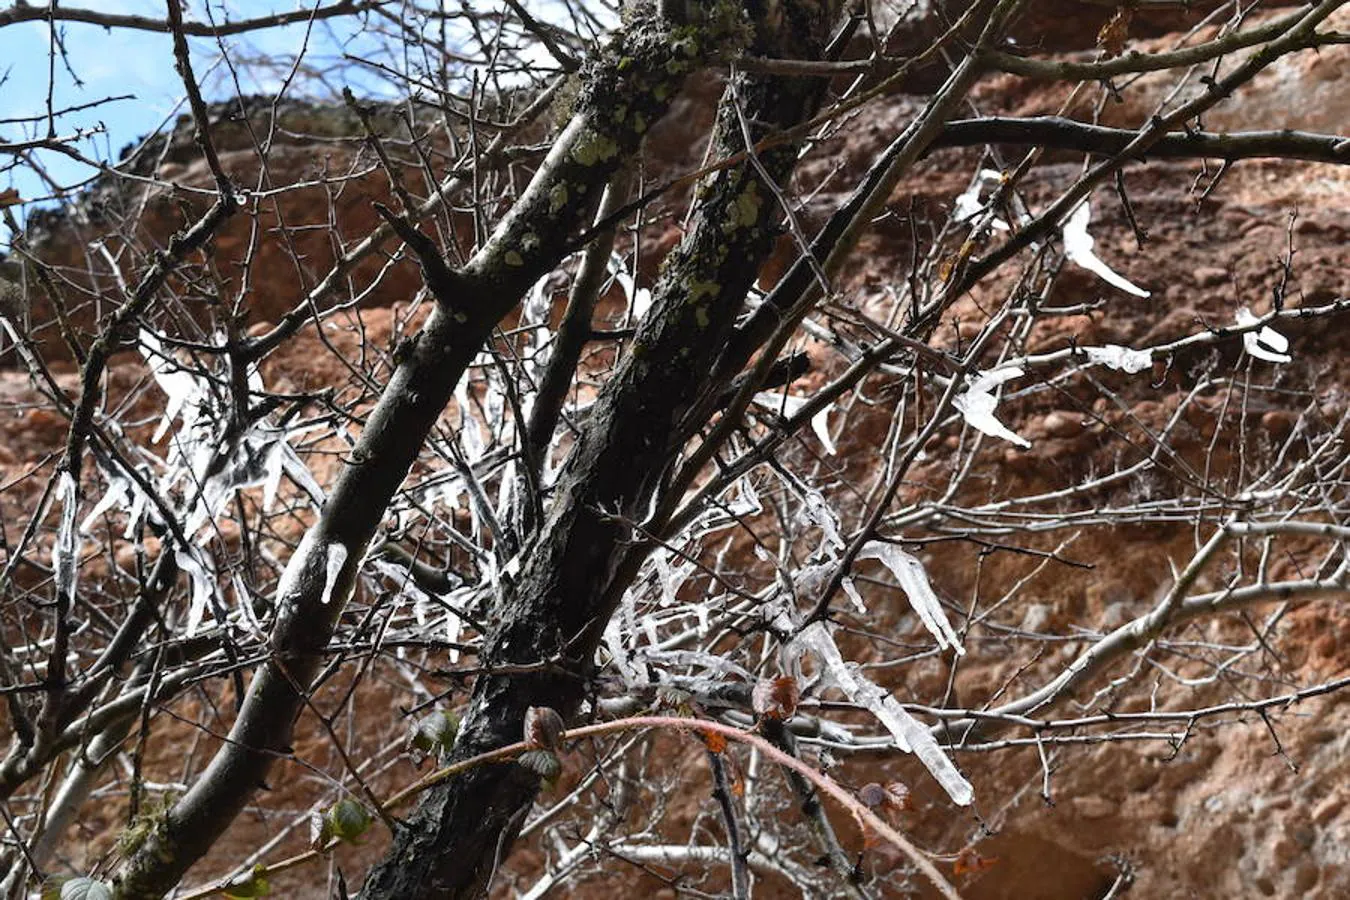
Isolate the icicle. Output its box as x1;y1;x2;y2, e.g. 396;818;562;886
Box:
177;547;216;636
140;329;204;442
80;475;130;535
52;471;80;605
612;253;652;320
495;459;516;529
840;577;867;614
125;482;150;540
752;392;837;455
1061;200;1150;298
858;543;965;655
1236;308;1292;364
443;590;471;663
794;621;973;805
276;527;320;603
639;649;754;682
455;379;485;463
953;367;1031;448
233;572;264;636
320;541;349;605
262;442;286;512
953;169;1010;231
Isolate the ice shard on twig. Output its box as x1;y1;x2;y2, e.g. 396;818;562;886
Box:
953;367;1031;448
1062;200;1150;298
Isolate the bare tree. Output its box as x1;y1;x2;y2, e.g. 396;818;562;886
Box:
1;1;1348;898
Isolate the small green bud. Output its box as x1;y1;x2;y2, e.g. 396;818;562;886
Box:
221;866;272;899
325;797;373;845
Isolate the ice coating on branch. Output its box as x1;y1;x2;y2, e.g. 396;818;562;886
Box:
654;550;695;608
604;616;640;684
320;541;349;606
694;599;710;637
177;421;325;539
799;487;845;550
689;476;764;540
177;547;217;636
1061;200;1151;298
0;318;36;369
454;379;485;465
262;441;286;512
840;577;867;614
794;621;973;805
369;559;471;662
1235;307;1292;364
953;168;1010;231
858;542;965;655
953;366;1031;448
752;391;837;455
612;253;652;320
140;329;205;442
276;527;320;604
80;474;130;535
1085;344;1153;373
233;572;265;637
53;471;80;605
139;328;324;543
521;272;555;387
639;649;753;683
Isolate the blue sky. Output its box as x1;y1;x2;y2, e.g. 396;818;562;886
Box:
1;1;611;250
2;1;607;241
1;3;359;202
0;1;407;226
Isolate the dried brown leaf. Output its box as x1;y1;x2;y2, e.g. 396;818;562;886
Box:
700;728;728;754
1097;7;1133;58
752;675;800;721
953;848;998;877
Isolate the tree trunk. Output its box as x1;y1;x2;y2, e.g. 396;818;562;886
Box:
360;2;845;897
110;14;726;899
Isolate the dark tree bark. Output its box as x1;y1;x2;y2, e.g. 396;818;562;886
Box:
110;13;736;899
359;2;847;897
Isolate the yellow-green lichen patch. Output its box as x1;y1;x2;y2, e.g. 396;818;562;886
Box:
548;183;570;215
570;128;621;167
687;279;721;305
723;181;763;234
